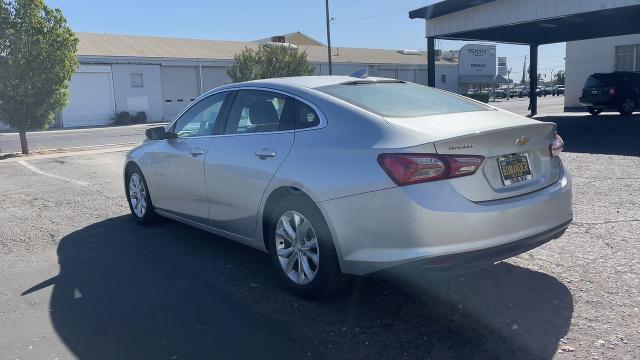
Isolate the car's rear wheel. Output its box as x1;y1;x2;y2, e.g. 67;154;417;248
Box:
618;97;636;115
587;106;602;116
126;166;159;225
267;195;347;298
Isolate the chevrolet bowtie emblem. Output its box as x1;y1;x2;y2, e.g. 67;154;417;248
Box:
515;136;530;146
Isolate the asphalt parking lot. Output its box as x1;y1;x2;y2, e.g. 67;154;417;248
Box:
1;114;639;359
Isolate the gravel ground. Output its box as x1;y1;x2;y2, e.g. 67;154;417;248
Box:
0;147;638;359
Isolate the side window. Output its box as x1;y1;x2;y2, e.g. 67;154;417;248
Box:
224;90;294;135
295;100;321;130
173;92;227;138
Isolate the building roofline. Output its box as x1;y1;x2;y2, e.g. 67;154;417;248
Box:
409;0;495;20
75;32;459;65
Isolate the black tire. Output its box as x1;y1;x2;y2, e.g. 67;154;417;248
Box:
266;195;348;299
587;106;602;116
618;97;636;116
125;165;160;225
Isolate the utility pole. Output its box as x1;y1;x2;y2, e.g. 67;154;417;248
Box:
521;55;527;84
325;0;333;75
507;67;512;99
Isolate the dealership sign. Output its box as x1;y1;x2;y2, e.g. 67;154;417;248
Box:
498;57;508;77
459;44;497;77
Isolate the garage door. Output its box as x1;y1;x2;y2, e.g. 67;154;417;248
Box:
61;66;115;128
161;66;199;121
375;68;397;79
398;69;417;83
202;66;231;93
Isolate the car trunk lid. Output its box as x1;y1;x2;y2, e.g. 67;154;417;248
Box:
384;110;561;202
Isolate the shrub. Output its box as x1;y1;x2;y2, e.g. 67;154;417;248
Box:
464;93;490;103
227;44;315;83
112;111;147;125
133;112;147;124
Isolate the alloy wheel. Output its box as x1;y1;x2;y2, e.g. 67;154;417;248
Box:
128;173;147;218
275;211;320;285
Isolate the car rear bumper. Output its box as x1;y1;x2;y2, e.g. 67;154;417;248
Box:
580;95;612;107
399;218;571;273
319;169;573;275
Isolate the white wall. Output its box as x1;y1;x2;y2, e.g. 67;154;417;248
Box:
201;66;232;92
434;64;460;93
565;34;640;108
111;64;164;121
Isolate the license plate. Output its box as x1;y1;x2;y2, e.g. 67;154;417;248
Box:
498;153;532;186
591;90;599;95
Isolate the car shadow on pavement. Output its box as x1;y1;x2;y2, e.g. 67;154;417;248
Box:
537;114;640;156
23;215;573;360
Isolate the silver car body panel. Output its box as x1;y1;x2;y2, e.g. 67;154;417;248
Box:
318;168;572;275
145;137;213;218
205;131;294;239
125;76;573;275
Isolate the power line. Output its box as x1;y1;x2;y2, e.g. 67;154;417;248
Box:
331;2;430;25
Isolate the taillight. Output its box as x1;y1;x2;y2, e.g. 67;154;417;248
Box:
609;87;616;96
550;134;564;157
377;153;485;186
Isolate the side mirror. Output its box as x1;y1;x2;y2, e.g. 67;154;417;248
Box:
145;126;169;140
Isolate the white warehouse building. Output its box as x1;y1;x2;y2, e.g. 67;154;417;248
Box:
0;32;459;130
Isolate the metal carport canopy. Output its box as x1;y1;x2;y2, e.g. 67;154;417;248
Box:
409;0;640;115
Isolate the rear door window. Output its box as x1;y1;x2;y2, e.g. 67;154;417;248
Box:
224;90;294;135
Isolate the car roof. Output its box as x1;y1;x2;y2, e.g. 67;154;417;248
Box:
200;75;408;101
213;75;402;91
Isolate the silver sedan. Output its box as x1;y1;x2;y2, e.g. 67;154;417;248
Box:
124;76;573;298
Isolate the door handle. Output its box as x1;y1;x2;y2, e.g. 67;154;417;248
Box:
190;148;206;157
255;148;276;160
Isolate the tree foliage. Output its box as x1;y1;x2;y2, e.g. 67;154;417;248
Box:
227;44;315;83
0;0;78;153
554;70;566;85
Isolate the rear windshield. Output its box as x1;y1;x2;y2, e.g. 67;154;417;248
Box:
585;75;609;88
317;82;489;118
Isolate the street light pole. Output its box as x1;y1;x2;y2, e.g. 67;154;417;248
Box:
325;0;333;75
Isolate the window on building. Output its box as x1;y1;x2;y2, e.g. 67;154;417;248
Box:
615;45;636;72
441;74;447;83
130;73;144;88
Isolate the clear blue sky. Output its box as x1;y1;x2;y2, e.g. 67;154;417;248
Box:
46;0;565;80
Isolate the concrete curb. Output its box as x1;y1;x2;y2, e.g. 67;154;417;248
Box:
0;144;135;163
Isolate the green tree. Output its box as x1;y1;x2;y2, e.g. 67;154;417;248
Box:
227;44;315;83
554;70;566;85
0;0;78;154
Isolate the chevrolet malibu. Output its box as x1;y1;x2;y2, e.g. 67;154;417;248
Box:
124;76;573;298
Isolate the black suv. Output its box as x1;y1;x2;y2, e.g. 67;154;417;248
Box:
580;72;640;115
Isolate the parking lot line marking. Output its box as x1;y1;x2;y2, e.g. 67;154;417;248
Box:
17;160;90;186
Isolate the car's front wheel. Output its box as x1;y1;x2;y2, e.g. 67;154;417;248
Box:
125;166;159;225
618;97;636;115
587;106;602;116
267;195;347;298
